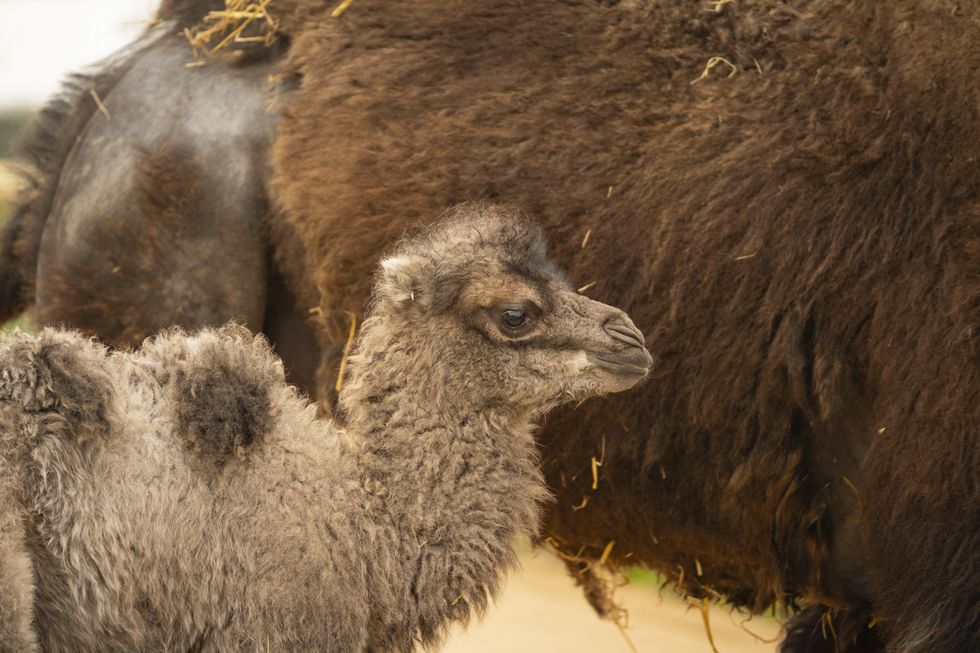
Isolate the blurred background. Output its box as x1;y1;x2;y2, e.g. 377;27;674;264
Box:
0;0;158;220
0;3;781;651
0;0;157;108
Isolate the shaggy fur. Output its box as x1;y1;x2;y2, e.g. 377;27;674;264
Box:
267;2;978;650
169;333;277;465
2;2;978;651
0;207;651;652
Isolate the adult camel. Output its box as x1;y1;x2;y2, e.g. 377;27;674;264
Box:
2;2;977;651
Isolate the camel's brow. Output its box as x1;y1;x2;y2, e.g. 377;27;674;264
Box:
501;261;555;309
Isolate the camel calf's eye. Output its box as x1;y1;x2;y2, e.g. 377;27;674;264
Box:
501;309;528;330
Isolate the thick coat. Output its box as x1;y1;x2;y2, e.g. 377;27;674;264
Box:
1;2;977;651
0;208;651;651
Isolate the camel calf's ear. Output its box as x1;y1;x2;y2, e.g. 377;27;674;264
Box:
378;255;431;306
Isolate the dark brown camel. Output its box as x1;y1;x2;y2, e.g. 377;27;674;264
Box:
1;2;977;651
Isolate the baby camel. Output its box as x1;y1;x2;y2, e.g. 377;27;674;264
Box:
0;205;651;652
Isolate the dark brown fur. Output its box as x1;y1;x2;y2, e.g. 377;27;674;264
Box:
268;2;980;650
4;2;978;651
781;606;884;653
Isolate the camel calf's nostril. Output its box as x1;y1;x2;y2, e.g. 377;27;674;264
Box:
604;320;645;349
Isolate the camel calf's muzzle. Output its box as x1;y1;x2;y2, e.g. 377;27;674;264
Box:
588;307;653;380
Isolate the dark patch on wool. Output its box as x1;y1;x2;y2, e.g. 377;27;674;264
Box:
0;333;111;443
173;360;272;464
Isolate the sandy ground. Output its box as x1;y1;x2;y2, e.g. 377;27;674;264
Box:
443;547;781;653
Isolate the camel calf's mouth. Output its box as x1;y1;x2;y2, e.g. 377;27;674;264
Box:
587;349;652;378
588;313;652;380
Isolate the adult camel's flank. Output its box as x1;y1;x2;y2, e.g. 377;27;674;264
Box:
1;2;977;651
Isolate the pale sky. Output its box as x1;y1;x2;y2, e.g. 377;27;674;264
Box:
0;0;158;108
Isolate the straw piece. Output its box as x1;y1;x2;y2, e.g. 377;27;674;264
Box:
334;312;358;393
89;90;111;120
581;228;592;249
597;540;616;567
693;597;720;653
578;281;597;293
739;615;782;644
820;609;839;649
332;0;355;18
614;621;639;653
185;0;278;59
691;56;738;84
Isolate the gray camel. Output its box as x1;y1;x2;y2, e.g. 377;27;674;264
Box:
0;205;651;652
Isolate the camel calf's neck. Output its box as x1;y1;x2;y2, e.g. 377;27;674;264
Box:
335;310;549;647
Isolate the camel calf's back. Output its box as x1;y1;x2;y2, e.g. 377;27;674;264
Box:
0;327;368;652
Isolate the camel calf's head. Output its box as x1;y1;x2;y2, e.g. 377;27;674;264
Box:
372;204;652;414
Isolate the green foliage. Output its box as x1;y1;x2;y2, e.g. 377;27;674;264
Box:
625;567;664;587
3;314;35;334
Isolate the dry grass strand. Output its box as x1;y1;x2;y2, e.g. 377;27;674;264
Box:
334;312;358;393
331;0;355;18
691;56;738;84
89;89;111;120
184;0;278;61
690;596;721;653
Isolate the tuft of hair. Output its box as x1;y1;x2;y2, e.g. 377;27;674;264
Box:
0;328;114;444
139;324;286;464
